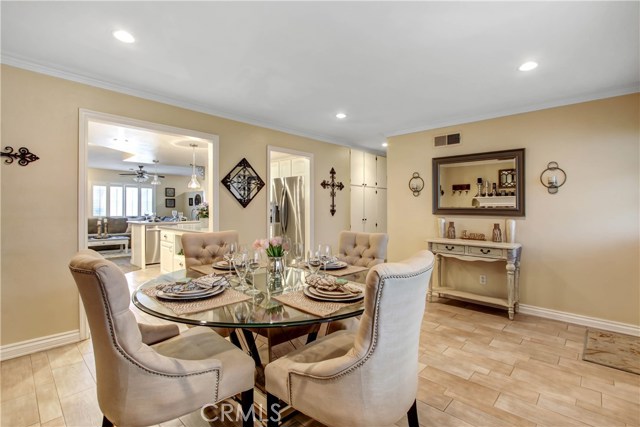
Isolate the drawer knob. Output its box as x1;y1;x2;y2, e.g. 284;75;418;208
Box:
480;249;491;254
445;245;455;250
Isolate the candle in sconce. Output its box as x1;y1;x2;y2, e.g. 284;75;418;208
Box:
548;175;558;186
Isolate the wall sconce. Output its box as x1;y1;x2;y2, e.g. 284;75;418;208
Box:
540;161;566;194
408;172;424;197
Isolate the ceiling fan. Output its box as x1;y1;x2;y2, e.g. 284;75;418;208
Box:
119;165;165;183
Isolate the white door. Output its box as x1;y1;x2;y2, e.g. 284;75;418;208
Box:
376;156;387;188
363;186;378;233
350;185;364;232
363;153;377;187
350;150;364;185
376;188;387;232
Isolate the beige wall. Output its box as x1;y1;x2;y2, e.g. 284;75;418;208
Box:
388;94;640;326
1;65;350;345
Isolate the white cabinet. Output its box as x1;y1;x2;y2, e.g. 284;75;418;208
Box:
350;150;387;233
160;241;174;274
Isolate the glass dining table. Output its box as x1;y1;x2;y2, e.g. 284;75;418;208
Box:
132;265;367;370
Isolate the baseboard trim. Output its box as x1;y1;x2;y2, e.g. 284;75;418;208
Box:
0;330;81;361
518;304;640;337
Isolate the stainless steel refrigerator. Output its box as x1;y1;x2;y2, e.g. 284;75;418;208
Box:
271;176;305;248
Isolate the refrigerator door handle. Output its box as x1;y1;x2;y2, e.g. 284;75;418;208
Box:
281;187;289;233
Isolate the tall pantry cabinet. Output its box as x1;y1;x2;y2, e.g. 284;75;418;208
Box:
350;150;387;233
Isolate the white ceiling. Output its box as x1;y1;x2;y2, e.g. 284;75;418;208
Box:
2;2;638;154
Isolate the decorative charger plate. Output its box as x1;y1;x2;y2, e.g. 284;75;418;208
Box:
213;261;235;270
303;285;363;303
157;281;226;300
322;261;348;270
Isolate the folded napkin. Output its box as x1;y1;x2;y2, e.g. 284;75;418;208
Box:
306;275;361;294
191;274;229;289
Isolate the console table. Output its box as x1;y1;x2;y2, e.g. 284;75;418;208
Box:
426;237;522;319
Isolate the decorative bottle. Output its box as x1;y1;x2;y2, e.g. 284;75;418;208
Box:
446;221;456;239
492;223;502;242
96;219;103;238
475;178;483;197
491;183;497;197
103;218;109;237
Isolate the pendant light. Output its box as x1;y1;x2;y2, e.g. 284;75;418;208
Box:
150;160;161;186
187;144;201;189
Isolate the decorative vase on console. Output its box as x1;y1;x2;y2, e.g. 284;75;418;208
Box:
492;223;502;243
505;219;516;243
446;221;456;239
437;217;446;238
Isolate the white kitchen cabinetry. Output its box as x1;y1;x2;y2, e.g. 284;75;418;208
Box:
350;150;387;233
160;230;176;274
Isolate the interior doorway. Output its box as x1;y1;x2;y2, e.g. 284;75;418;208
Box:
267;146;314;256
78;109;220;338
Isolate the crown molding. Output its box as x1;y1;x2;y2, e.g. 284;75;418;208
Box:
386;84;640;138
1;53;350;148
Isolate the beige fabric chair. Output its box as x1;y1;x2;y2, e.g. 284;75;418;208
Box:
181;230;239;271
265;250;434;427
69;249;255;427
336;230;389;268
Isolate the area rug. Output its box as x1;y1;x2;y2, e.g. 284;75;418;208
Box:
109;255;141;274
583;329;640;375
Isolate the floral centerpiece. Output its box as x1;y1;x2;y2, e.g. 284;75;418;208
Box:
196;202;209;219
252;236;286;257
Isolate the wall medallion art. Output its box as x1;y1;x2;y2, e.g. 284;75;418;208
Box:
221;158;265;208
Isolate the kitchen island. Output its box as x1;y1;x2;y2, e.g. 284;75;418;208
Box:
129;221;205;269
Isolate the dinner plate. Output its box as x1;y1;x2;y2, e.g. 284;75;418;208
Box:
158;285;225;300
303;286;364;303
322;261;348;270
307;285;362;299
213;261;235;270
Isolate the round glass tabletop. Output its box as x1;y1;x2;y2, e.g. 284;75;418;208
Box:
132;267;365;329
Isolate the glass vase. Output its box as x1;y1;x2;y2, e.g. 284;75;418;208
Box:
268;256;284;293
492;223;502;243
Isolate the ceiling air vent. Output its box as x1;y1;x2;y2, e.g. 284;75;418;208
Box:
434;133;461;147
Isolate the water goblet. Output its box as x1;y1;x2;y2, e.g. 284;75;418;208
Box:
246;250;261;295
222;242;237;269
282;236;292;266
318;244;332;275
306;250;322;278
233;253;250;292
292;242;304;267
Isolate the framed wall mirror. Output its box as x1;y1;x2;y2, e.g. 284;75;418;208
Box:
432;148;525;216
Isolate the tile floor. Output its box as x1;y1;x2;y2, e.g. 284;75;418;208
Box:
1;265;638;427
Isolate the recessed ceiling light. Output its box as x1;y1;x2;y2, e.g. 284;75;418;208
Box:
113;30;135;44
382;142;388;147
518;61;538;72
336;113;347;119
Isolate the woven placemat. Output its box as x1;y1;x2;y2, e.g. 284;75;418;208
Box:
190;264;234;276
142;286;251;315
272;286;365;317
318;264;369;278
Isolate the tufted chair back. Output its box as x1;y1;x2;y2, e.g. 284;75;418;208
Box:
181;230;238;270
265;250;435;427
68;249;255;427
336;230;388;268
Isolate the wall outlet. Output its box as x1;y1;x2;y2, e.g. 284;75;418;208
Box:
479;274;487;285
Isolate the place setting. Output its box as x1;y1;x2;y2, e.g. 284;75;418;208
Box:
303;275;364;303
142;274;252;315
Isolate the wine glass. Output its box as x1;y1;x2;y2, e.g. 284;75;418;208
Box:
233;253;249;292
282;236;292;266
246;250;262;295
306;250;322;277
292;242;304;267
318;244;332;275
222;242;237;269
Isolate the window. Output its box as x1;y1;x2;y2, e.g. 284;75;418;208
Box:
109;186;123;216
140;187;154;215
92;182;155;217
125;186;139;216
92;185;107;217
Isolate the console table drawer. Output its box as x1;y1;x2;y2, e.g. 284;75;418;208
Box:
467;246;504;258
433;243;465;254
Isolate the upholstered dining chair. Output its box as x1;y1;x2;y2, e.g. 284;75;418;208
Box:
69;249;255;427
264;250;435;427
336;230;389;267
181;230;239;271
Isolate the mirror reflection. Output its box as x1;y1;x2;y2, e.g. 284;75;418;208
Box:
432;149;525;216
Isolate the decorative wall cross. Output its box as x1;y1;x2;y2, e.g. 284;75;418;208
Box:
2;146;39;166
320;167;344;216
